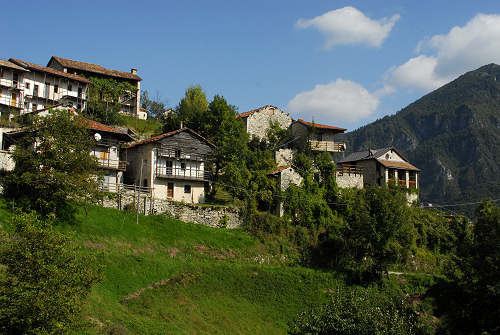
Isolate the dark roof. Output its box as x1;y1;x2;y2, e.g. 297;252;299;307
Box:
296;118;346;132
0;59;28;72
236;105;280;119
9;58;90;84
124;128;215;149
337;147;420;171
337;147;393;163
49;56;142;81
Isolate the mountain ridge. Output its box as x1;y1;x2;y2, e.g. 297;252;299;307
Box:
340;63;500;210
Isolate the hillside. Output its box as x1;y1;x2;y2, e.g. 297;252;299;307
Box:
0;201;343;335
341;64;500;209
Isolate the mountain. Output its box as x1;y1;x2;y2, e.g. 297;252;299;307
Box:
340;64;500;212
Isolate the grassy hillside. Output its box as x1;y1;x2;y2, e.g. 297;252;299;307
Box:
0;201;343;334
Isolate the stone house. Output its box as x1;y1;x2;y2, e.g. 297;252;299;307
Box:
290;118;347;156
8;58;89;115
237;105;293;140
46;56;144;119
268;165;303;216
122;127;215;204
337;147;420;202
0;59;28;117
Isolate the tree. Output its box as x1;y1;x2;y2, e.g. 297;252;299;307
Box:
441;200;500;334
289;286;427;335
0;212;102;334
141;90;168;119
1;110;100;219
176;85;208;132
85;77;137;125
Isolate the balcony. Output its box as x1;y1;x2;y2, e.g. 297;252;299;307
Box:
156;166;210;181
310;140;346;152
0;78;23;90
0;96;22;109
409;180;417;188
97;159;127;171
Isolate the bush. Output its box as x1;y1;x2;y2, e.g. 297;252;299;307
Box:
289;286;429;335
0;212;102;334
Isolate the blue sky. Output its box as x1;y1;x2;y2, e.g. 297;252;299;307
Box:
5;0;500;131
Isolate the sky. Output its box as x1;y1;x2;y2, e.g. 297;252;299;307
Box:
4;0;500;131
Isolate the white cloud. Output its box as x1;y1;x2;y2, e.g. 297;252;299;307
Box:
390;14;500;91
296;7;400;48
287;79;379;125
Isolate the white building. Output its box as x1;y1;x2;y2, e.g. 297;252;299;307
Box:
123;128;215;204
47;56;144;119
0;59;28;117
9;58;89;115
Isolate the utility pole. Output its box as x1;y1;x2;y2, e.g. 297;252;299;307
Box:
136;159;144;224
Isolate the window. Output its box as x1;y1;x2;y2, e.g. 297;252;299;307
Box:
78;87;82;98
181;162;186;170
68;84;72;91
184;185;191;193
100;150;108;161
0;68;3;78
34;85;39;97
54;85;58;93
175;149;181;158
143;179;148;187
32;103;37;112
25;82;30;89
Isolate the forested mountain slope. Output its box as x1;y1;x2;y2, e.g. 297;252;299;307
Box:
341;64;500;208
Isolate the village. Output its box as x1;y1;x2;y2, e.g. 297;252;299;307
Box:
0;56;420;219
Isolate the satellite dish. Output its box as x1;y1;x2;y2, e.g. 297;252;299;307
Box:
94;133;102;142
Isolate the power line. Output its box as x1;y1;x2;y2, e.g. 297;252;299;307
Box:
421;198;500;208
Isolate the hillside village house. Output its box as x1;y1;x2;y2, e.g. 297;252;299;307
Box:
47;56;145;120
1;112;133;193
337;147;420;202
84;118;134;192
0;60;28;117
291;118;347;155
8;58;89;115
123;127;215;204
237;105;293;140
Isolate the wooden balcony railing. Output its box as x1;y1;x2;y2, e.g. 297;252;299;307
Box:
408;180;417;188
100;182;152;195
310;140;346;152
97;159;127;171
156;166;211;181
336;166;363;176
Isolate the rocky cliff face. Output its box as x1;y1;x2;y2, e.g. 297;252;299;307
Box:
341;64;500;211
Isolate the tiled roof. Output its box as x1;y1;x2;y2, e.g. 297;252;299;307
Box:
236;105;279;118
49;56;142;81
268;165;292;175
82;118;130;136
377;159;420;171
124;128;215;149
9;58;90;84
296;118;346;132
0;59;28;72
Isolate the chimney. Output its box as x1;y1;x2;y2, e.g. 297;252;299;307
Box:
180;120;184;129
131;68;137;75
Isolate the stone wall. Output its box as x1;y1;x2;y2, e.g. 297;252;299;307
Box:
101;190;242;228
0;150;14;171
246;106;293;140
336;171;363;189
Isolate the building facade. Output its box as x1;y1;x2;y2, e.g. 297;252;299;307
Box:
9;58;89;115
123;128;215;204
0;60;28;117
337;147;420;202
47;56;143;119
237;105;293;140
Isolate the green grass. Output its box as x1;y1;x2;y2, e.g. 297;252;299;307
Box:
119;115;163;137
0;200;344;334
